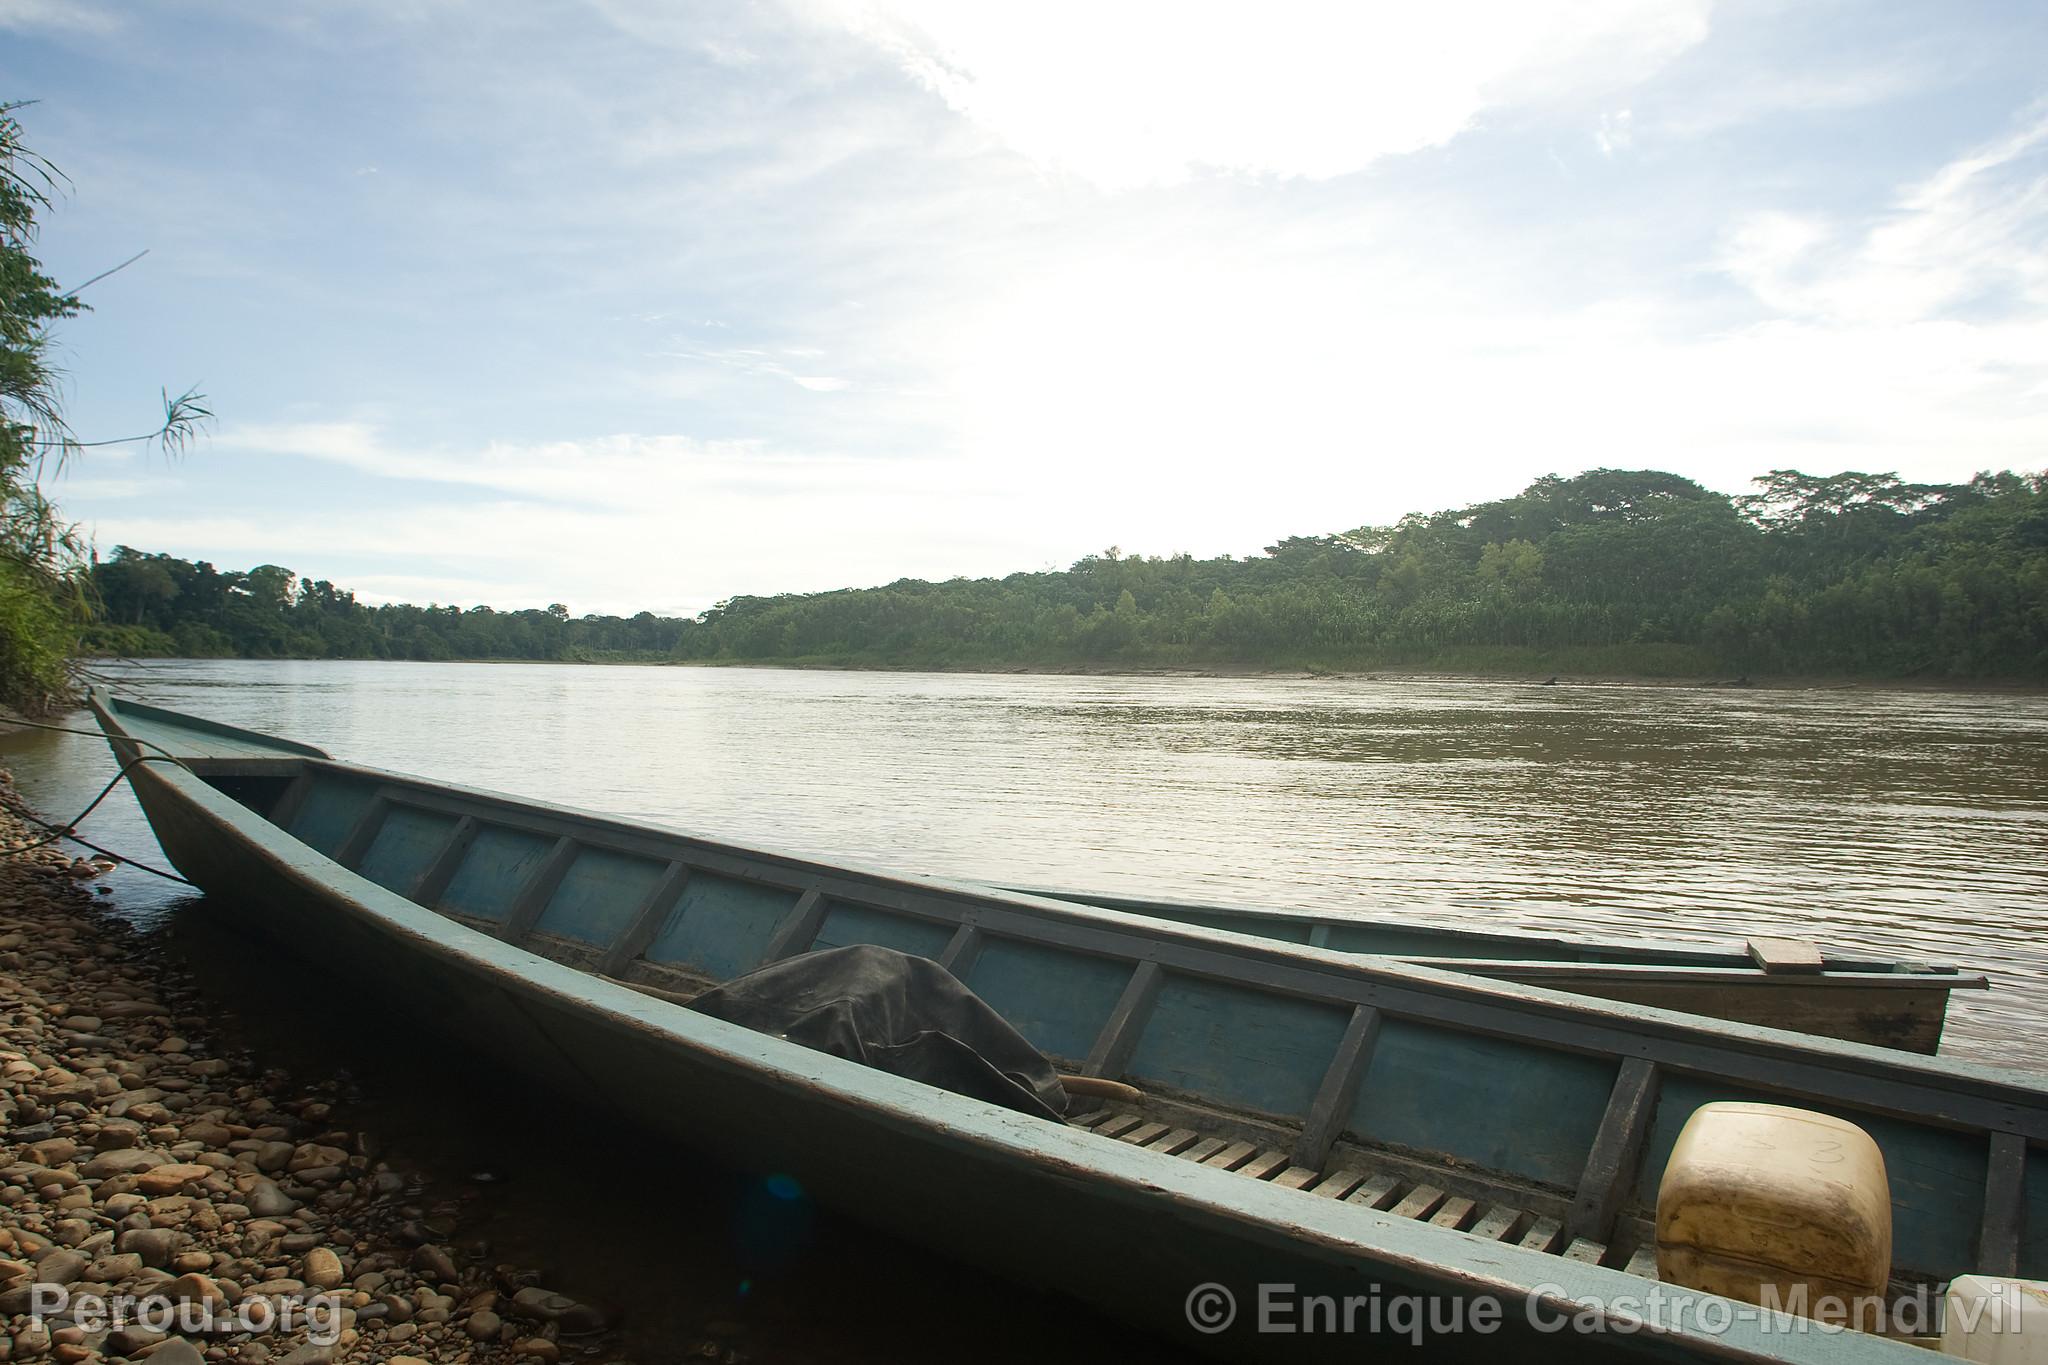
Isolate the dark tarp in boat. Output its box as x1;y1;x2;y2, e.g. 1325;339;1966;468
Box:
688;944;1070;1121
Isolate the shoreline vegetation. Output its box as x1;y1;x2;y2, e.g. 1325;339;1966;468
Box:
678;656;2048;692
76;467;2048;690
72;653;2048;696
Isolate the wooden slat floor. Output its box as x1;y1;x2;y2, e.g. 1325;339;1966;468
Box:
1069;1108;1639;1277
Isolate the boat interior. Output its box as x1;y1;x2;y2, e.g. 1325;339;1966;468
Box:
101;695;2048;1324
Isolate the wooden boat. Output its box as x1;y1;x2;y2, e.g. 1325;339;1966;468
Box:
999;886;1985;1054
92;691;2045;1362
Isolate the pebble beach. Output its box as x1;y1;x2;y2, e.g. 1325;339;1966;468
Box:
0;771;632;1365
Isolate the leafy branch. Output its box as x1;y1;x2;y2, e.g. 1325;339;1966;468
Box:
27;385;214;462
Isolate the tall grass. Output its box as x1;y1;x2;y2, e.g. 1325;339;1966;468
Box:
0;559;76;712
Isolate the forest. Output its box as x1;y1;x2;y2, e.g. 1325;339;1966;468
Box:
83;465;2048;680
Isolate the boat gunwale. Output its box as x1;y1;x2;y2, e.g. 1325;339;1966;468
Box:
1389;960;1987;991
104;693;332;759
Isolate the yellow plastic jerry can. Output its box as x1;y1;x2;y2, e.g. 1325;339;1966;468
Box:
1656;1102;1892;1319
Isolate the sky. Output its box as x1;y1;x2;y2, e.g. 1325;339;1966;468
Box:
6;0;2047;616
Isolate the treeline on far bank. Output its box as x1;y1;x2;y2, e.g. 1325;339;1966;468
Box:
83;466;2048;680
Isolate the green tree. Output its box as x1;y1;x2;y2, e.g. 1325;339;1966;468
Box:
1475;539;1544;599
0;101;88;707
0;101;208;709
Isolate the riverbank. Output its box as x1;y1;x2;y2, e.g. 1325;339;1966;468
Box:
666;657;2048;694
0;771;620;1365
74;652;2047;694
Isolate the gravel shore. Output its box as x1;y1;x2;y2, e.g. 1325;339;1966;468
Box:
0;771;631;1365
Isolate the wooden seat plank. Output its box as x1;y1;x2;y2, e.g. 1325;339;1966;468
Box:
1236;1149;1292;1181
1467;1205;1522;1241
1094;1113;1144;1140
1563;1238;1607;1265
1389;1184;1447;1221
1310;1170;1365;1200
1203;1141;1257;1171
1623;1246;1660;1279
1747;936;1824;973
1518;1216;1563;1253
1345;1172;1402;1210
1428;1196;1477;1230
1119;1122;1171;1147
1144;1128;1199;1156
1068;1111;1111;1129
1179;1137;1228;1164
1272;1166;1321;1190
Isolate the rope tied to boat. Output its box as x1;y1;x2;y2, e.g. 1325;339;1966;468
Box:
0;717;198;884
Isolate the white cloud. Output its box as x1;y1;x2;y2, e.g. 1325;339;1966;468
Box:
1717;107;2048;324
1641;60;1936;144
930;266;2037;539
1596;108;1634;156
38;476;157;501
318;571;550;608
1659;111;2048;480
131;424;1023;614
659;344;865;397
212;422;934;507
818;0;1712;186
0;0;119;34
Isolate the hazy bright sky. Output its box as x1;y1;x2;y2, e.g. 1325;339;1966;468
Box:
9;1;2047;615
